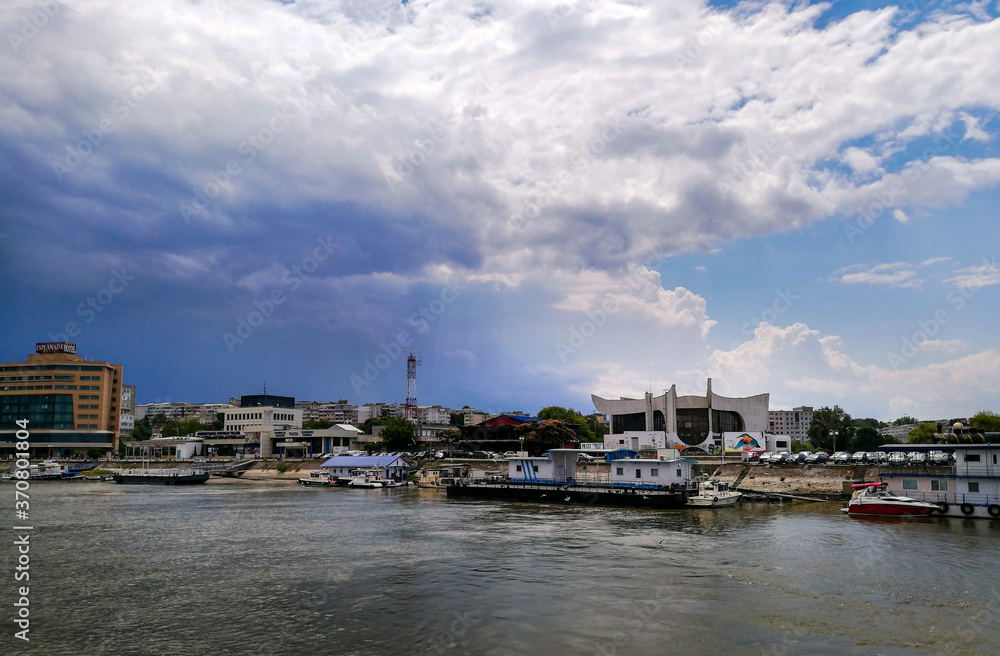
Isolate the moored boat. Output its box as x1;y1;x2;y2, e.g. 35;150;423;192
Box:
112;469;210;485
846;482;939;517
298;470;332;487
686;480;742;508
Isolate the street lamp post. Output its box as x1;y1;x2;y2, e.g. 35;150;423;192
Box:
831;429;839;454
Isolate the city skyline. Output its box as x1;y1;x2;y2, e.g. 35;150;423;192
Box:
3;1;1000;420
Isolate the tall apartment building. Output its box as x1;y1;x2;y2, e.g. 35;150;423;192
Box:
768;406;814;442
119;385;135;436
0;342;124;457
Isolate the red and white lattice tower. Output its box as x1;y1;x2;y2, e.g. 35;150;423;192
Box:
404;351;421;420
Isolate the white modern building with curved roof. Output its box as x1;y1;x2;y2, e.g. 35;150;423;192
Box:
592;378;770;453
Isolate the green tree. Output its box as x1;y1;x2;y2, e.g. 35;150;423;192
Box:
212;412;225;430
303;420;334;429
516;419;577;456
854;426;889;451
908;423;938;443
151;413;169;424
854;417;883;430
160;419;205;437
891;415;918;426
132;417;153;441
359;417;388;435
379;417;417;452
437;428;461;443
969;410;1000;432
537;406;594;441
807;406;856;452
449;412;465;427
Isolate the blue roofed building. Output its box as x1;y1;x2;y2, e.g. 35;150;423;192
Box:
320;454;411;482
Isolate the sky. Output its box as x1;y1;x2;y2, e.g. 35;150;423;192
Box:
2;0;1000;420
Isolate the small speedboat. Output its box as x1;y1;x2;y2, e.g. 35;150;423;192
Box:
846;482;939;517
686;480;742;508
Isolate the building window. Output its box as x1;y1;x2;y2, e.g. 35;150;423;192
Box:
635;469;642;478
650;468;659;477
902;479;918;490
969;482;980;493
931;480;948;491
616;467;624;476
776;441;788;449
676;468;682;477
532;465;539;473
612;412;646;433
965;454;981;462
516;465;522;472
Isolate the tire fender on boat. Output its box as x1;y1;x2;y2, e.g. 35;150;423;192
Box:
988;504;1000;518
712;497;719;503
960;503;975;516
937;502;949;514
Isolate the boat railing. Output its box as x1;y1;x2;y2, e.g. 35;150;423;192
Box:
895;490;999;506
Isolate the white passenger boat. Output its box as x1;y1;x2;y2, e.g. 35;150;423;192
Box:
686;480;742;508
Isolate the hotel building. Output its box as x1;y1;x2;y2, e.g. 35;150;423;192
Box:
0;342;124;457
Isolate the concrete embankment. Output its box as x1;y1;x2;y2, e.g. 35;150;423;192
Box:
699;463;877;499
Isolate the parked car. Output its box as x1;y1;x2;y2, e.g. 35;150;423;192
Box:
795;451;814;463
451;450;474;459
851;452;869;465
501;451;518;458
758;452;776;464
887;451;908;465
908;451;928;465
776;452;795;464
928;450;953;466
471;451;490;459
830;451;852;465
804;452;827;464
743;451;761;462
577;453;598;462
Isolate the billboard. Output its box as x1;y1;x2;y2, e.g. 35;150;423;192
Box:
35;342;77;354
723;432;765;451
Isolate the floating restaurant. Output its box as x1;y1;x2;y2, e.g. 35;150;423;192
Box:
446;449;693;509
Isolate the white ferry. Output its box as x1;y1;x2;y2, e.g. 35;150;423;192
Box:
876;443;999;519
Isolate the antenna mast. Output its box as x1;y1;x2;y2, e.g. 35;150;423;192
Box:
404;351;421;421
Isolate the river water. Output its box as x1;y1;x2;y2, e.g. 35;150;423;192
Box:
2;481;998;655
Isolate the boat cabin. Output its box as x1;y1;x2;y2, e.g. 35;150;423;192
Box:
878;443;999;519
507;450;579;484
610;457;692;489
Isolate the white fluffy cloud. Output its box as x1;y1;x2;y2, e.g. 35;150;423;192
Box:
831;262;922;288
704;322;1000;418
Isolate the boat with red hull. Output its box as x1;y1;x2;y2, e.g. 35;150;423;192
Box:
847;482;939;517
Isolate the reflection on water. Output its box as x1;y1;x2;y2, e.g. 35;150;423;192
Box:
2;482;998;655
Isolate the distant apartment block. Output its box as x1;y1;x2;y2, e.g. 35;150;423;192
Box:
296;400;359;425
416;405;451;424
768;406;814;442
357;403;406;423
